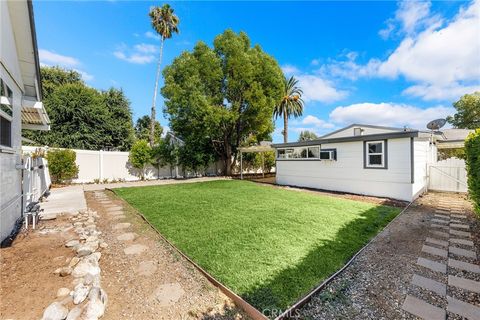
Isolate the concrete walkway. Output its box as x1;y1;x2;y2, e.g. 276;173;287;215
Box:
402;195;480;320
40;185;87;219
81;176;229;191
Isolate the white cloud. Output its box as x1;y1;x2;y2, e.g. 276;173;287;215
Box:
281;64;300;75
114;43;156;64
329;102;455;129
145;31;160;40
296;75;348;103
39;49;79;67
74;69;94;81
403;83;480;101
302;115;335;129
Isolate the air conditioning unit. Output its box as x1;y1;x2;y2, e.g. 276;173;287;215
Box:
319;150;336;160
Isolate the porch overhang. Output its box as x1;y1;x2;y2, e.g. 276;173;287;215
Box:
21;97;50;131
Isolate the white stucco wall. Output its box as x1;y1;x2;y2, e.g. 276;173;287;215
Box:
275;137;415;201
412;139;436;199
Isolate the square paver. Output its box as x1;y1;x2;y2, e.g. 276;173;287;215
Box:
402;295;446;320
411;274;446;296
422;245;448;258
417;257;447;273
449;246;477;259
448;275;480;293
450;229;471;238
426;237;448;248
450;223;469;230
448;258;480;273
447;296;480;319
450;238;474;247
451;214;467;219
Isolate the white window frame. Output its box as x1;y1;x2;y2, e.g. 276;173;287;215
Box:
276;146;321;160
365;140;385;168
0;76;14;149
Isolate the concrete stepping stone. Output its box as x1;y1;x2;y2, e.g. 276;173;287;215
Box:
136;260;158;276
448;275;480;293
124;244;148;255
106;206;123;212
116;232;136;241
113;222;131;230
411;274;446;296
434;214;450;220
450;246;477;259
451;219;463;224
425;237;448;248
451;214;467;219
447;296;480;319
448;258;480;273
431;230;449;238
417;257;447;273
111;215;126;221
450;223;469;230
402;295;445;320
432;219;449;224
151;283;185;307
422;245;448;258
435;209;450;214
431;224;449;230
108;210;124;216
450;229;471;238
450;238;474;247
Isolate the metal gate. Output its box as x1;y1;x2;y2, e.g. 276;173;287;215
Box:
429;158;468;193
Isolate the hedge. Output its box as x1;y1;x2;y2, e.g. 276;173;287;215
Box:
465;129;480;215
46;149;79;184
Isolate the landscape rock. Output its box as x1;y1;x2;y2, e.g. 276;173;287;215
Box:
68;257;81;268
84;287;108;320
65;306;83;320
59;267;72;277
99;242;108;249
73;284;90;305
72;261;100;278
56;287;71;298
41;301;68;320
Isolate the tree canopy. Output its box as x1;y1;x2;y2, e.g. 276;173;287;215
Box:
162;29;284;174
23;66;135;151
298;130;319;142
135;115;163;144
274;76;304;143
447;92;480;129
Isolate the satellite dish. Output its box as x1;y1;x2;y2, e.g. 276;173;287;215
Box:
426;118;447;131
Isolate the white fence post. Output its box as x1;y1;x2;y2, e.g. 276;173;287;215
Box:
99;150;103;181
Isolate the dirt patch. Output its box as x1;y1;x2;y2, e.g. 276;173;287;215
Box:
87;191;248;320
0;217;77;319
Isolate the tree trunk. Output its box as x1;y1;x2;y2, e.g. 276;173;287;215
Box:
283;112;288;143
224;138;232;176
150;37;165;147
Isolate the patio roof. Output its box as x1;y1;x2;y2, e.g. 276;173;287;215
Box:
239;145;274;153
21;98;50;131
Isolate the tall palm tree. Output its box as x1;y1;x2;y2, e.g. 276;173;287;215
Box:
148;4;179;147
273;76;304;143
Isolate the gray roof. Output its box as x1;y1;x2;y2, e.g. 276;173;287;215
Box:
439;129;474;142
320;123;408;138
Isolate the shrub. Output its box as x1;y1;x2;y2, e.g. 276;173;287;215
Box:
129;140;152;180
46;149;79;184
465;129;480;215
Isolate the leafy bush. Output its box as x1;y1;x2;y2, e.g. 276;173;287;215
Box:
465;129;480;215
129;140;152;180
46;149;79;184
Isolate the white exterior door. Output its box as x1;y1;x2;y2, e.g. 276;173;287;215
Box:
429;158;468;193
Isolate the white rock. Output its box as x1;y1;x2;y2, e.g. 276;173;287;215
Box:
56;287;71;298
84;287;108;320
99;242;108;249
72;261;100;278
65;306;83;320
41;301;68;320
73;284;90;305
59;267;72;277
68;257;80;268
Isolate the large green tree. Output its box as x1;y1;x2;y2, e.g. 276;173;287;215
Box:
135;115;163;144
447;92;480;129
23;66;135;151
273;76;304;143
162;30;284;175
148;4;179;147
298;130;319;142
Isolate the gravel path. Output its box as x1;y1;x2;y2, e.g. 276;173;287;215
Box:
297;192;479;320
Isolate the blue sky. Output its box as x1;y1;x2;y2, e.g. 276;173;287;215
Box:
34;0;480;142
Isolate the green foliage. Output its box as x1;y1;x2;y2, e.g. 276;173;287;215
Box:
135;115;163;144
447;92;480;129
149;4;180;40
438;148;465;160
23;66;135;151
465;129;480;215
274;76;304;143
298;130;319;142
162;30;284;175
129;140;153;180
46;149;79;184
115;180;400;312
152;135;178;177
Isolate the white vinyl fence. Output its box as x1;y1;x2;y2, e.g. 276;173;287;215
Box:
429;157;468;193
22;146;223;184
23;156;51;208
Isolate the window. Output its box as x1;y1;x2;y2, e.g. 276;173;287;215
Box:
365;140;387;169
0;77;13;148
277;146;321;159
320;149;336;160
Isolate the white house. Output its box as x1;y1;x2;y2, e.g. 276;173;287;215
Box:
1;0;50;242
272;124;438;202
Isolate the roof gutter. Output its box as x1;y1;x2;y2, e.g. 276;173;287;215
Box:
272;131;420;148
27;0;43;101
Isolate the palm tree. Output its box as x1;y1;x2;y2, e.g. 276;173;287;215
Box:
148;4;179;147
273;76;304;143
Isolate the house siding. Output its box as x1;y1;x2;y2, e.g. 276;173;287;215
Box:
276;137;414;201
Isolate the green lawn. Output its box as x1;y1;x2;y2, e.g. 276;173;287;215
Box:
115;180;400;313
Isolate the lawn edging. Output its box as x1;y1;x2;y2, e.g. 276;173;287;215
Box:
107;188;269;320
274;200;414;320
